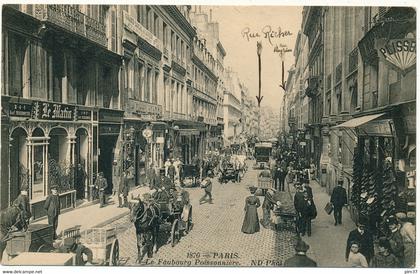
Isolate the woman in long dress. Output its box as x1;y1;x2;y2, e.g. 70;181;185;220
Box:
242;186;261;234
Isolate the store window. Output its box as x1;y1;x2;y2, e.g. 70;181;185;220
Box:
30;41;48;100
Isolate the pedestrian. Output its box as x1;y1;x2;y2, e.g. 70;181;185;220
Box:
284;239;317;267
44;185;60;239
347;241;368;267
294;185;306;236
199;171;213;204
303;180;313;199
164;158;171;177
370;237;400;268
395;212;415;267
346;221;374;264
117;170;129;208
241;186;261;234
167;160;176;185
300;191;316;237
279;160;287;191
330;179;348;225
174;157;182;182
147;164;157;190
12;183;31;229
386;216;405;266
95;172;108;207
76;163;87;199
260;190;274;228
272;161;281;190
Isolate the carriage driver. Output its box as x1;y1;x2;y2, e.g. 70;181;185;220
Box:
12;183;32;230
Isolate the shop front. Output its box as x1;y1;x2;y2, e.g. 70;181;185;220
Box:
334;109;415;235
4;96;93;219
97;109;124;197
172;120;207;165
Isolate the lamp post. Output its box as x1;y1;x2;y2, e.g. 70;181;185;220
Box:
256;41;263;138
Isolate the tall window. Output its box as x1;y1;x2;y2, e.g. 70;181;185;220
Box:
171;31;175;53
7;32;27;97
153;14;159;38
153;71;158;104
110;8;117;52
163;22;168;48
146;6;151;30
52;48;64;102
145;66;152;102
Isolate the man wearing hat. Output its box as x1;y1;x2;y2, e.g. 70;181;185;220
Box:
387;216;404;266
95;172;108;208
345;220;374;263
395;212;415;267
294;184;306;236
12;183;32;229
199;171;213;204
284;239;317;267
330;179;348;225
44;185;61;239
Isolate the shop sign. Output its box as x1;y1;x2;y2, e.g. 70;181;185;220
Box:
129;100;163;116
9;102;32;118
376;38;416;75
99;124;121;135
34;101;74;121
99;109;123;123
123;11;163;52
299;141;306;146
77;109;92;120
358;119;394;137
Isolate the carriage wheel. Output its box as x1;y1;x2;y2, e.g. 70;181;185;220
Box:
185;206;193;233
37;243;53;252
109;239;120;266
171;220;179;247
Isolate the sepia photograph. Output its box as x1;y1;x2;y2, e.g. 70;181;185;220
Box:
0;2;417;272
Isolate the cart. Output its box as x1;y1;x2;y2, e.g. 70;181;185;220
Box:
254;142;273;169
181;165;199;187
80;227;119;266
7;252;75;266
4;223;54;261
219;162;240;184
269;190;298;233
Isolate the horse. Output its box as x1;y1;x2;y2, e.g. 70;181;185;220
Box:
129;199;160;263
0;205;26;263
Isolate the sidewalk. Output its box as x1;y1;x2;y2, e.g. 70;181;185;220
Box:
33;186;151;234
300;180;356;267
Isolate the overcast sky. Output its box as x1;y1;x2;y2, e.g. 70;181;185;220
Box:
208;6;302;112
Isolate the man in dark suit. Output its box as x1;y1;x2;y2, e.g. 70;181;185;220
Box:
346;221;374;263
284;239;317;267
294;185;306;236
44;185;61;239
303;180;313;199
116;170;129;208
95;172;108;207
330;179;348;225
12;183;31;229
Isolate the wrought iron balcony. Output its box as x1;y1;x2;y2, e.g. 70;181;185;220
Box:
30;5;107;47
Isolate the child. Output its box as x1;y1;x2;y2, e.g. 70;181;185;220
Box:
348;241;368;267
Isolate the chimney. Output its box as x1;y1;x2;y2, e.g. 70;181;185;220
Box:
209;9;212;22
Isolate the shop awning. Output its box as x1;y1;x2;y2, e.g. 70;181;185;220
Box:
331;113;386;129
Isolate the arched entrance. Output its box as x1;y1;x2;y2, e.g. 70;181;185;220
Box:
9;127;28;203
75;128;89;199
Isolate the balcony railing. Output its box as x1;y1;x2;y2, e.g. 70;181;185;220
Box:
348;48;359;74
33;5;107;47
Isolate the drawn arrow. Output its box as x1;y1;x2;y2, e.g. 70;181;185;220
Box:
256;41;263;107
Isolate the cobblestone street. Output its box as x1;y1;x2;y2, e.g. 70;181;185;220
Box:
106;163;297;266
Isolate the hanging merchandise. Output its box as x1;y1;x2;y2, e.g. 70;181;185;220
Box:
351;145;364;207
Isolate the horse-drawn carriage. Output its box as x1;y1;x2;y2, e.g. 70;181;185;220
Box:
129;187;192;263
218;161;240;184
181;164;200;187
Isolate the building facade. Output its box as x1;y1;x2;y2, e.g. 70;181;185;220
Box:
2;4;123;216
291;6;416;230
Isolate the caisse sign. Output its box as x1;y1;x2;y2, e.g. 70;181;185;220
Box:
376;38;416;75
